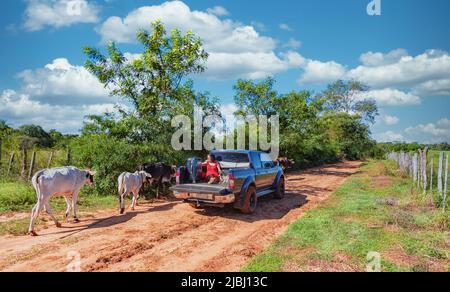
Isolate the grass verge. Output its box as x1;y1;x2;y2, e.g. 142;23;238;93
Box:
244;160;449;272
0;181;118;236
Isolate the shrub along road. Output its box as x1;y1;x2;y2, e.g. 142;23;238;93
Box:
245;161;449;272
0;161;361;272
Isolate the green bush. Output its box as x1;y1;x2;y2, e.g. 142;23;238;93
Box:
70;134;187;195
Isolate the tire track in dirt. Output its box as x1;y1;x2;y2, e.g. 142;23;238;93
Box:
0;161;361;272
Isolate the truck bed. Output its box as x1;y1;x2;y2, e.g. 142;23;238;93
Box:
171;183;232;195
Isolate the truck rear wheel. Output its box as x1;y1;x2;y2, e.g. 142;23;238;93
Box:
241;186;257;214
274;177;286;199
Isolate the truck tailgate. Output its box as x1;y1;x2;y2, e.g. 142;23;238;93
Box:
171;183;231;195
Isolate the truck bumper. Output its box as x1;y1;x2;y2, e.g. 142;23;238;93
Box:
174;192;236;204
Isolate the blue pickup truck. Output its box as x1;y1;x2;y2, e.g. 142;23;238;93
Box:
171;150;285;214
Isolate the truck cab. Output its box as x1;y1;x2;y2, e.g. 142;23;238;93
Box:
171;150;285;214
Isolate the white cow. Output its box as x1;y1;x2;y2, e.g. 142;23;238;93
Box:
118;171;152;214
29;167;96;236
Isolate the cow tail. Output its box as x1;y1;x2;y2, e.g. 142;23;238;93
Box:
118;174;124;196
32;170;44;199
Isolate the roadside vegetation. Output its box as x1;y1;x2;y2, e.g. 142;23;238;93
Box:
244;160;449;272
0;21;448;249
1;21;380;196
0;182;118;236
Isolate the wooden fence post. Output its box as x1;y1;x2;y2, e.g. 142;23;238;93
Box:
444;154;448;211
47;151;54;168
7;152;15;176
417;150;422;189
21;147;28;180
430;156;434;194
66;147;71;166
422;148;428;192
28;151;36;181
413;153;418;183
438;152;443;197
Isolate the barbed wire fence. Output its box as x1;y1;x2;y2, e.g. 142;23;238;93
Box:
388;150;449;211
0;140;70;182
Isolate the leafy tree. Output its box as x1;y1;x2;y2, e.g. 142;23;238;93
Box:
0;120;12;140
234;77;278;117
80;21;221;194
83;21;219;146
17;125;54;148
323;112;374;160
319;80;378;124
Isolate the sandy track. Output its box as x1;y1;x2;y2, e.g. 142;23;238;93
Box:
0;161;361;272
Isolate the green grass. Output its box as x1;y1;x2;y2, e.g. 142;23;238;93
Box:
244;160;450;272
0;181;118;236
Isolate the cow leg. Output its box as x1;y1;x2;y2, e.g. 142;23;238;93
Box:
120;190;128;214
131;190;138;211
156;180;162;199
44;201;61;228
64;196;72;221
135;192;140;207
72;191;80;223
28;199;44;236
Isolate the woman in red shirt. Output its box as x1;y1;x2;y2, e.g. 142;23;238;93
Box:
204;154;222;184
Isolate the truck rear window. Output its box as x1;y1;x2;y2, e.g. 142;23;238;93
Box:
213;152;250;169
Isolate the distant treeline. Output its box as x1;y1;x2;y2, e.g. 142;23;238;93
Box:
0;21;419;195
379;142;450;153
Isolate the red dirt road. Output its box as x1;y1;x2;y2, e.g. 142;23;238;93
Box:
0;161;361;272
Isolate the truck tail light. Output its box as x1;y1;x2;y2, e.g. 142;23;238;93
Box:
229;174;235;190
176;170;180;185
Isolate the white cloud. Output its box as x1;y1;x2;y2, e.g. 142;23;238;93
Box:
17;58;109;105
374;131;405;143
283;38;302;50
404;120;450;144
23;0;100;31
359;88;421;107
297;48;450;104
437;118;450;128
206;6;229;16
374;118;450;143
348;49;450;93
359;49;409;67
298;60;346;84
0;90;115;133
412;78;450;96
97;1;275;52
279;23;293;31
250;21;266;32
381;114;400;125
96;1;302;80
206;51;305;80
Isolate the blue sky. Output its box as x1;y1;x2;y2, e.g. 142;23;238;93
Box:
1;0;450;143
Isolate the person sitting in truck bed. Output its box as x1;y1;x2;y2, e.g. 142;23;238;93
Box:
203;154;223;184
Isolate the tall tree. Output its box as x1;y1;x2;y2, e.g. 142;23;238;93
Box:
18;125;54;148
320;80;378;124
83;21;216;143
0;120;12;139
234;77;278;117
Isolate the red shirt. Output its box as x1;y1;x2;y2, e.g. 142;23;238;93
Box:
205;162;220;178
